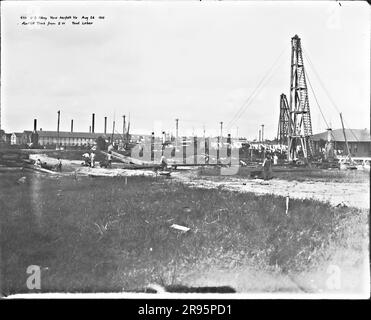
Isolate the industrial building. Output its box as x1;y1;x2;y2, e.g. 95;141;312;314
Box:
311;128;371;157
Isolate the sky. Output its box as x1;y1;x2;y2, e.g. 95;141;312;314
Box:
1;0;369;139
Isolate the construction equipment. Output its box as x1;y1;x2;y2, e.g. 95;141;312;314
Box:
277;93;290;146
287;35;313;162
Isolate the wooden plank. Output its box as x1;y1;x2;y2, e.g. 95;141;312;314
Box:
25;164;59;175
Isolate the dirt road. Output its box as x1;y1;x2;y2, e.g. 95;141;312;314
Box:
172;172;370;209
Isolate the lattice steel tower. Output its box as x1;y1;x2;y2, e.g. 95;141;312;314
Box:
288;35;313;161
277;93;290;146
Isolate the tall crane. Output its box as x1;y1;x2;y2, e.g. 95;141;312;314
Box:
287;35;313;162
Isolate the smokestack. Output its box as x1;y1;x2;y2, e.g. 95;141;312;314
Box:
123;115;126;135
71;119;73;133
33;119;37;132
151;132;155;162
104;117;107;135
57;111;60;132
57;110;60;148
261;124;264;142
89;126;91;133
175;118;179;139
259;129;261;142
92;113;95;133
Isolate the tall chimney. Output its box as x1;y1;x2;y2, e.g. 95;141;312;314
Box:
175;118;179;139
89;125;91;133
57;110;60;132
123;115;126;135
259;129;261;142
71;119;74;133
57;110;60;147
104;117;107;135
261;124;264;142
92;113;95;133
33;119;37;132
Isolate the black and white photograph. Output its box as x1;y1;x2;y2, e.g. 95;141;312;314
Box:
0;0;369;301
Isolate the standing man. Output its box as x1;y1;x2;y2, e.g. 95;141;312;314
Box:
56;158;62;172
90;152;95;168
262;154;272;180
273;153;278;165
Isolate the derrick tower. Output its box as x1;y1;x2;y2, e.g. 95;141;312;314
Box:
287;35;313;161
277;93;290;146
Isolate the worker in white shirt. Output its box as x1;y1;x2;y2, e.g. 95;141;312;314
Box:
273;154;278;165
90;152;95;168
160;155;167;170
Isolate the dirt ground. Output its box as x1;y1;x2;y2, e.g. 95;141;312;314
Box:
172;171;370;210
30;153;369;209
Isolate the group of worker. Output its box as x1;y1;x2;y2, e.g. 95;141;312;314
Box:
82;150;113;168
35;158;62;172
82;152;96;168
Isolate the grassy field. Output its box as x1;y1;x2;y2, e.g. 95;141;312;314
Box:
0;170;368;294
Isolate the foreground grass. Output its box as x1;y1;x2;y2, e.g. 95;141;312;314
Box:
0;171;368;294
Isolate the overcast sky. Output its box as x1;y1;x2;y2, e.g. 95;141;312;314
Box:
1;1;369;139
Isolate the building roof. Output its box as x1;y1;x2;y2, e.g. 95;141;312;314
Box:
12;132;24;138
35;131;121;139
311;128;370;142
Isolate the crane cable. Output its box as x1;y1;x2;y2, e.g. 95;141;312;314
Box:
302;48;360;142
304;68;330;129
225;46;288;131
305;68;336;141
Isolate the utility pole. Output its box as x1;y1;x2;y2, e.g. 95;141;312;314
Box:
111;120;115;143
340;113;351;160
175;118;179;139
123;115;126;136
175;118;179;148
57;110;60;149
92;113;95;133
